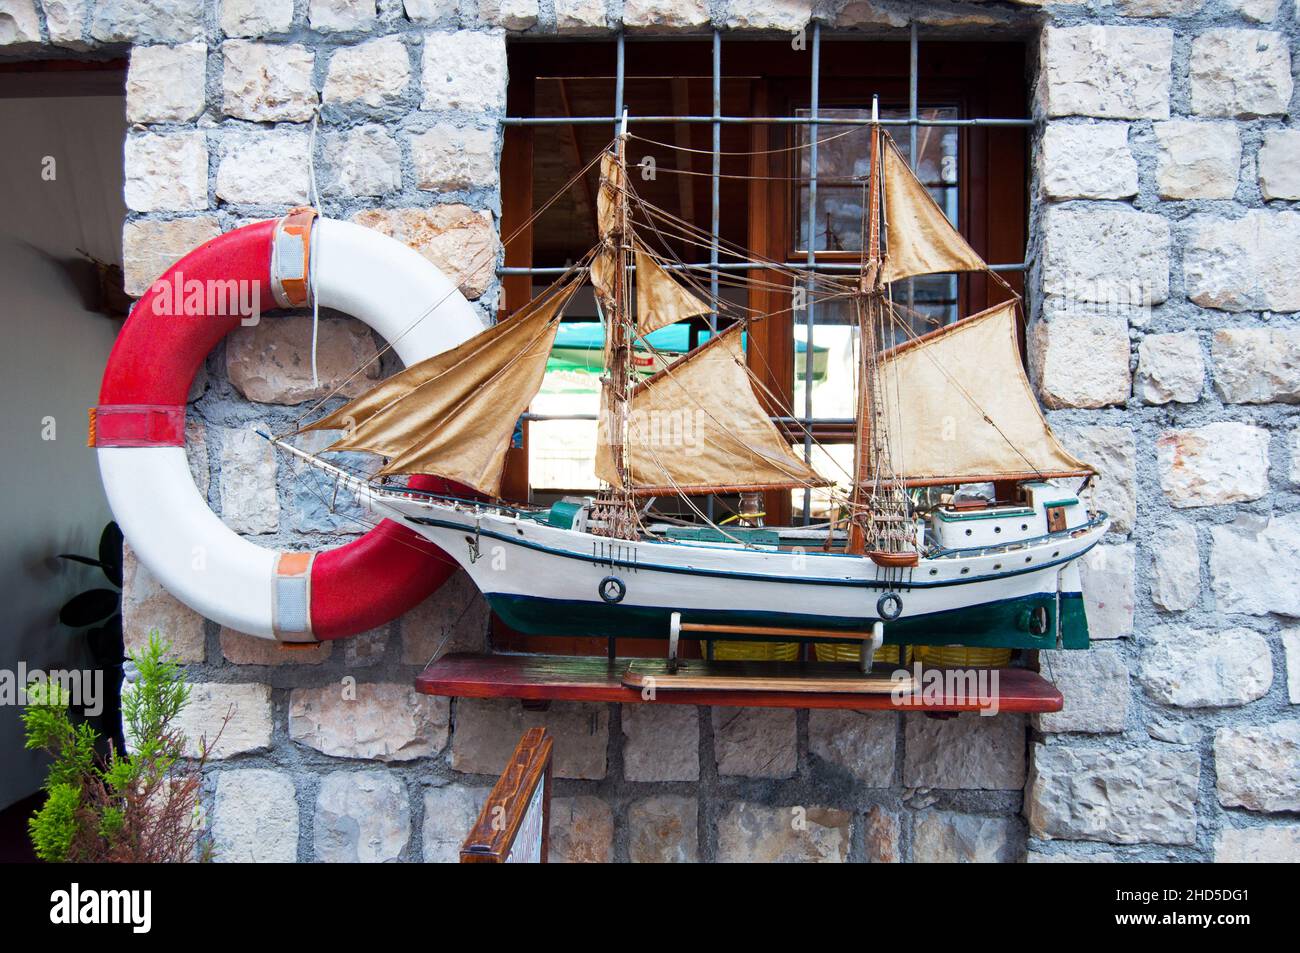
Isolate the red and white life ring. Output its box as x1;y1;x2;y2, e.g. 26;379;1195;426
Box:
95;210;486;641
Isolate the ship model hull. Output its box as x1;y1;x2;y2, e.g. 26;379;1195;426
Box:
368;487;1107;652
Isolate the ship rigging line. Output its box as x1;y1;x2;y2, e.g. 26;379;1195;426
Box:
626;201;861;492
628;143;1047;491
339;263;590;480
282;456;463;571
625;183;861;490
284;142;615;436
624;186;849;324
636;440;751;548
619;186;859;493
628;125;861;157
618;175;845;294
635;200;846;296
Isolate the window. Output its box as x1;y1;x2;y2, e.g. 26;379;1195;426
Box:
497;30;1029;655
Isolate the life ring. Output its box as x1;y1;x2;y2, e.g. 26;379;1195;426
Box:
877;592;903;621
598;576;626;604
94;210;487;641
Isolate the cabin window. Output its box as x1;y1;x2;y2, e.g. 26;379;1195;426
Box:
498;32;1028;655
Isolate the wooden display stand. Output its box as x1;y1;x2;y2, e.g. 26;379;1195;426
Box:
418;608;1063;714
417;654;1063;713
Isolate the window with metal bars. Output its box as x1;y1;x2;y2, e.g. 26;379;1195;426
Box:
499;29;1030;543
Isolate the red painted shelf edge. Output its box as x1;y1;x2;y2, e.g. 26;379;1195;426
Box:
414;653;1065;713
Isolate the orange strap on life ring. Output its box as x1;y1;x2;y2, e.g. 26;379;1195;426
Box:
273;206;318;308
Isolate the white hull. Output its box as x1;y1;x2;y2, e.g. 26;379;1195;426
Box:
366;489;1106;648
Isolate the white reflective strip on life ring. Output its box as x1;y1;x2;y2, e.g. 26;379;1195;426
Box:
101;218;487;640
272;551;316;641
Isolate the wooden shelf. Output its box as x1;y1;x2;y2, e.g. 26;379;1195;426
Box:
414;652;1064;713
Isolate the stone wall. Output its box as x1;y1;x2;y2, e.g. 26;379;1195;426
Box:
1026;4;1299;863
4;0;1296;862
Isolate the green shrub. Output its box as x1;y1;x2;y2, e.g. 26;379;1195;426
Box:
22;631;226;863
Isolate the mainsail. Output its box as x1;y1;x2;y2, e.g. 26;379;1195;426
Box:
877;300;1093;486
301;277;580;497
594;324;831;496
880;136;985;284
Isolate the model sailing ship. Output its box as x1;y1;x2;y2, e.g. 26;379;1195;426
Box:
269;107;1108;672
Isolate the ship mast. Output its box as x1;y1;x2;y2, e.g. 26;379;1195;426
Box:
594;115;640;539
848;98;916;566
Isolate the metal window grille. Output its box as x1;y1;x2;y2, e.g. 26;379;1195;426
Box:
508;25;1032;517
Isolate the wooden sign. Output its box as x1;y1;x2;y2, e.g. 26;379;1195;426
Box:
460;727;553;863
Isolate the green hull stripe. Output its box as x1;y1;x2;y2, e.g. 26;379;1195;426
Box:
487;592;1090;650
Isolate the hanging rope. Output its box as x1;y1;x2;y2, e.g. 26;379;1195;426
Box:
307;108;324;388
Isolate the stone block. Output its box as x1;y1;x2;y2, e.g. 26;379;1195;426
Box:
289;683;450;761
711;707;797;779
716;802;851;862
1157;422;1270;507
1214;721;1300;812
622;704;699;782
449;698;608;779
1027;744;1199;844
627;795;698;863
313;770;411;862
212;769;298;862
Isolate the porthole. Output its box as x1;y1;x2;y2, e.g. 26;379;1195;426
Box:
1021;523;1028;531
1025;555;1033;563
929;568;938;576
960;567;970;575
993;563;1002;570
1052;550;1060;558
964;528;972;536
994;526;1002;534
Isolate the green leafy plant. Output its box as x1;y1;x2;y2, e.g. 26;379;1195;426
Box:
57;521;125;750
22;631;226;863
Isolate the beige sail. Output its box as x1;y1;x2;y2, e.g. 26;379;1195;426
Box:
596;151;624;238
876;300;1094;487
590;152;626;306
590;247;616;304
880;137;986;284
634;248;711;337
305;278;580;497
595;324;831;495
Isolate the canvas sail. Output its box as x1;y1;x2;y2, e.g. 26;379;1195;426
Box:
595;324;831;495
876;300;1094;486
590;152;625;305
634;248;711;337
596;150;624;238
880;137;986;284
303;278;580;497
